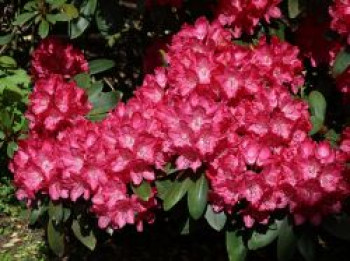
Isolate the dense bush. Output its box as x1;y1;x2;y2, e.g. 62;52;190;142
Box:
1;0;350;260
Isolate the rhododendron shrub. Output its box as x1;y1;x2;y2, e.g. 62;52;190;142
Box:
6;0;350;259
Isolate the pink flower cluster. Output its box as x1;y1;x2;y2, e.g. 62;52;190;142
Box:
215;0;282;37
11;19;350;231
31;37;89;80
329;0;350;45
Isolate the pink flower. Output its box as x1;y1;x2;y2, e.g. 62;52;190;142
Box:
31;37;89;80
329;0;350;45
215;0;282;37
26;74;92;136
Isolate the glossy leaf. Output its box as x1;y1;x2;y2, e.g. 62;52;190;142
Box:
69;0;97;38
226;231;247;261
248;220;282;250
297;232;316;261
277;219;297;261
89;59;115;75
47;219;65;257
132;181;152;201
187;174;208;220
6;141;18;158
73;73;91;89
333;49;350;77
155;179;172;200
205;205;227;232
71;219;96;251
48;201;63;224
38;20;50;38
163;178;191;211
13;12;37;26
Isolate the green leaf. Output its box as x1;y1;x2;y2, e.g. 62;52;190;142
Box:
73;73;91;89
163;178;191;211
297;232;316;261
62;4;79;19
48;201;63;224
226;231;247;261
333;49;350;77
29;206;48;225
308;91;327;121
0;56;17;68
3;85;24;103
46;0;67;6
277;219;297;261
24;1;38;11
288;0;302;19
13;12;37;26
69;0;97;39
38;20;50;38
88;91;121;118
132;181;152;201
71;219;96;251
155;179;172;200
7;141;18;158
248;220;282;250
62;207;71;222
308;91;327;135
88;59;115;75
187;174;208;220
47;219;65;257
0;34;13;45
322;214;350;241
205;205;227;232
46;13;70;23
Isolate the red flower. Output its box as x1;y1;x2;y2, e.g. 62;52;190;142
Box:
31;37;89;80
215;0;282;37
329;0;350;45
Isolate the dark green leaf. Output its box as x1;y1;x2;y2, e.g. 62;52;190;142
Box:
155;179;172;200
69;0;97;38
62;207;71;222
277;219;297;261
248;220;282;250
47;219;65;257
89;59;115;75
322;214;350;241
29;206;48;225
205;205;227;231
297;232;316;261
3;85;24;103
163;178;191;211
24;1;38;11
132;181;152;201
38;20;50;38
7;141;18;158
187;174;208;220
13;12;37;26
48;201;63;224
0;34;13;45
333;49;350;77
226;231;247;261
71;219;96;251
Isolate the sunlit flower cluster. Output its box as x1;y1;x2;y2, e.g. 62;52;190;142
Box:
11;19;350;231
215;0;282;37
